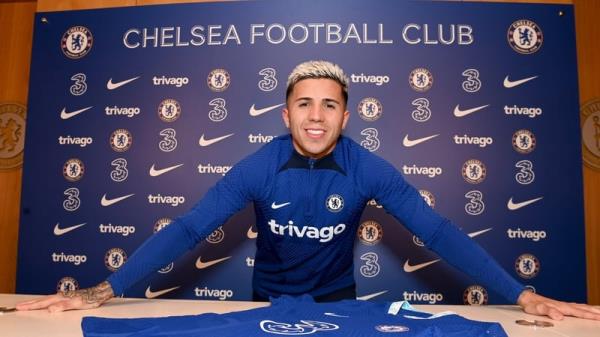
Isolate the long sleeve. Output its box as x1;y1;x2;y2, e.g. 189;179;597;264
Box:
107;150;266;295
357;149;525;303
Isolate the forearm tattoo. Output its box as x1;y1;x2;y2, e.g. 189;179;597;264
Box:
63;281;114;305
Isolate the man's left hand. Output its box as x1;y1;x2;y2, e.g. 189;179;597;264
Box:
517;290;600;320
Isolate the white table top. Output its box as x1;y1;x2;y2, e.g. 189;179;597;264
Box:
1;294;599;337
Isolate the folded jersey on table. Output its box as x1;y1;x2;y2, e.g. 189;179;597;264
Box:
82;295;507;337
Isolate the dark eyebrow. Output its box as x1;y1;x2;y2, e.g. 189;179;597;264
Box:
293;97;340;105
323;98;341;105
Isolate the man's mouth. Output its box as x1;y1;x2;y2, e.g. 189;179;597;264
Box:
306;129;325;137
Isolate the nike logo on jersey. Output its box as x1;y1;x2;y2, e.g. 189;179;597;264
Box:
53;222;86;236
60;106;93;120
107;76;140;90
195;256;231;269
145;285;180;299
149;163;183;177
403;259;441;272
507;196;543;210
271;202;291;209
467;228;492;238
199;133;234;147
249;103;285;117
101;193;135;206
402;134;439;147
247;226;258;239
453;104;490;117
503;75;538;89
356;290;388;301
324;312;349;318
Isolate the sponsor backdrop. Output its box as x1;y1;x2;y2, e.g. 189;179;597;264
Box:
17;0;586;305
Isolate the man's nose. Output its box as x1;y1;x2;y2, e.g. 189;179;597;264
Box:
308;104;324;121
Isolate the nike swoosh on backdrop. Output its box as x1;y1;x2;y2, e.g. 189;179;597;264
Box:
145;285;180;299
101;193;135;206
54;222;86;236
403;259;441;273
453;104;490;117
149;163;184;177
402;134;439;147
195;256;232;269
467;228;492;238
107;76;140;90
247;226;258;239
402;230;489;273
271;202;291;209
60;106;93;120
356;290;388;301
503;75;538;89
249;103;285;117
199;133;234;147
507;196;543;210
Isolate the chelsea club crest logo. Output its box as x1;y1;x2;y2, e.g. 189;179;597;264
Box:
153;217;172;233
418;189;435;208
158;99;181;122
56;277;79;294
63;158;84;182
462;159;486;184
105;248;127;272
207;69;231;92
326;194;344;212
581;99;600;169
515;253;540;279
358;98;383;122
463;285;488;305
512;129;536;154
409;68;433;92
110;129;132;152
358;220;383;245
61;26;93;59
508;20;543;54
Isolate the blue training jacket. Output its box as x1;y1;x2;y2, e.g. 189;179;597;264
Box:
107;134;524;302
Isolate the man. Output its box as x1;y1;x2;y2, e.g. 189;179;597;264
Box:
17;61;600;320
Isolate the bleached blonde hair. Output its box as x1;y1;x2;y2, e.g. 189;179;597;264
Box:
286;60;349;105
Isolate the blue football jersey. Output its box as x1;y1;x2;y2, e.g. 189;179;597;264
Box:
82;295;508;337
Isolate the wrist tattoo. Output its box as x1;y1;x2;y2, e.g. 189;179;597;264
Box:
63;281;114;305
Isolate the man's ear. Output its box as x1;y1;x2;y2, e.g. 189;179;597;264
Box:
341;109;350;130
282;107;290;128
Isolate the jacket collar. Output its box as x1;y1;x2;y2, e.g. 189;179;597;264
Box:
279;148;346;175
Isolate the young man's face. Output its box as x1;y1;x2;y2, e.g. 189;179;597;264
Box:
283;78;349;159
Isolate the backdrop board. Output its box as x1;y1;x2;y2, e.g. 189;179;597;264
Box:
17;0;586;305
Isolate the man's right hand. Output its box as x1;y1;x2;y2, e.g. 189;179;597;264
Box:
16;281;114;312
